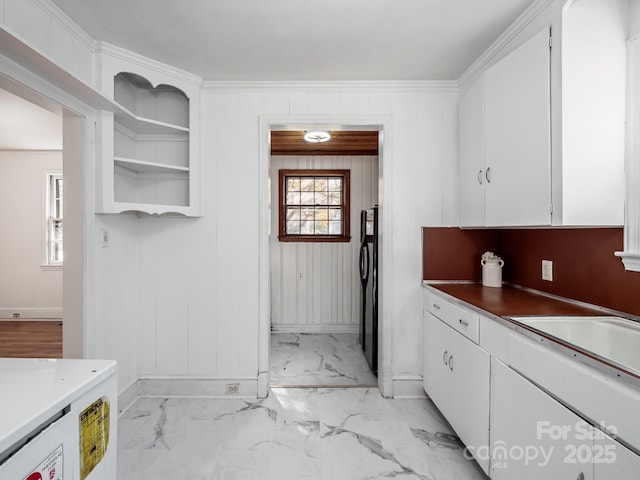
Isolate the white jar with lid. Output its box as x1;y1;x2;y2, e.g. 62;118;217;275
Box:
481;252;504;288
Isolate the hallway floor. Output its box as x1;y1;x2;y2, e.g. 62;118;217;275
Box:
117;333;488;479
270;333;377;387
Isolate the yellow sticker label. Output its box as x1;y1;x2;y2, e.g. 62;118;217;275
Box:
79;397;110;480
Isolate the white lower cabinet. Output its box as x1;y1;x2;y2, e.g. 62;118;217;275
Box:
422;287;640;479
423;310;490;473
490;358;593;479
594;433;640;479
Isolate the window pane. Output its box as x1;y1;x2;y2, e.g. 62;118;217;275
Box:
328;178;341;191
287;178;300;192
315;208;329;221
300;192;314;205
329;192;341;205
315;221;328;234
286;208;300;221
301;208;315;221
300;220;314;235
329;221;342;235
51;219;63;241
300;178;314;192
315;192;328;205
286;191;300;205
314;178;327;192
286;220;300;234
329;208;342;221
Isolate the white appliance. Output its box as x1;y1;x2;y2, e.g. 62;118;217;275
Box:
0;358;117;480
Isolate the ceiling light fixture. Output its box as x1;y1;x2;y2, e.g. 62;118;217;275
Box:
303;130;331;143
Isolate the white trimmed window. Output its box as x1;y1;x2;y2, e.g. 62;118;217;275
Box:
45;172;63;265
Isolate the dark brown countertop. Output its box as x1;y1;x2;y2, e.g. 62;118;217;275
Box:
429;283;603;318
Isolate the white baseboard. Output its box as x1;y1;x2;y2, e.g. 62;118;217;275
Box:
117;379;142;415
0;308;62;319
392;376;426;399
118;377;259;407
271;324;359;334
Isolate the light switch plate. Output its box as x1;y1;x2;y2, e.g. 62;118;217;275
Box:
542;260;553;281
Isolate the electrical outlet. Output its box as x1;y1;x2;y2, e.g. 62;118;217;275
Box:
225;383;240;395
542;260;553;281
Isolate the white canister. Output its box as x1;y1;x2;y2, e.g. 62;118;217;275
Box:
481;257;504;288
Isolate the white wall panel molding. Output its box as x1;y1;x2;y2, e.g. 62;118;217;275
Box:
203;80;458;93
138;378;258;399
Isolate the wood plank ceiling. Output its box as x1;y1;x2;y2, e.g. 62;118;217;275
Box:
271;130;379;156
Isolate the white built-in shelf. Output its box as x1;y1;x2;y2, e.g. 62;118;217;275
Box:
114;157;190;174
113;103;189;135
96;55;201;216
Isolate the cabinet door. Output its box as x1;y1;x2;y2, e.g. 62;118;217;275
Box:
423;311;490;473
594;432;640;479
484;27;551;226
459;73;485;227
491;359;593;480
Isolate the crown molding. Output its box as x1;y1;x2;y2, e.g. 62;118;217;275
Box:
202;80;458;93
33;0;96;51
458;0;555;89
96;42;203;87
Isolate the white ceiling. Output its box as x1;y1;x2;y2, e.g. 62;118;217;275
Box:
50;0;537;81
1;0;537;150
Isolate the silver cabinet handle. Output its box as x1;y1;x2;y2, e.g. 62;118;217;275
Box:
433;303;441;310
485;166;492;183
459;319;469;327
477;170;483;185
448;355;454;371
443;350;448;366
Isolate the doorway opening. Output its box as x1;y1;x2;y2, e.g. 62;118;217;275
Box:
257;116;392;397
0;76;86;359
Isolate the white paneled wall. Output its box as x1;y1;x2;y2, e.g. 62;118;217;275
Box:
270;155;378;332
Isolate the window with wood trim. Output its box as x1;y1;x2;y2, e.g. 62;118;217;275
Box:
278;169;350;242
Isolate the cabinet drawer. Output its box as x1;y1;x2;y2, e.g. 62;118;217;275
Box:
424;290;480;343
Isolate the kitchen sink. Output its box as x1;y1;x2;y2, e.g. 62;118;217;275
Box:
507;315;640;374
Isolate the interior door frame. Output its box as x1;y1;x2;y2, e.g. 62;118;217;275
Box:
258;114;393;398
0;60;95;359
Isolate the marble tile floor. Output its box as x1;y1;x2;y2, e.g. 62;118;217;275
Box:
117;387;489;480
270;333;378;387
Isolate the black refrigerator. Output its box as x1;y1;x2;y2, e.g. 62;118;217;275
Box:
359;206;378;374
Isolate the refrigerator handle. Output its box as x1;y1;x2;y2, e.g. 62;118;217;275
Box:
359;243;369;283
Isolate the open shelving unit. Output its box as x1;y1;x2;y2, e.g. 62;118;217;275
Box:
97;66;201;216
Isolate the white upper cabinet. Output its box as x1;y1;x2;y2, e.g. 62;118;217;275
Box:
96;46;202;216
459;27;551;227
458;73;486;227
459;0;627;227
484;27;552;227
